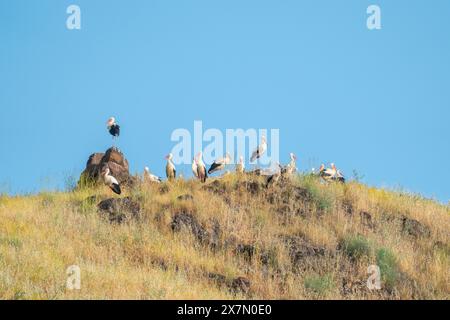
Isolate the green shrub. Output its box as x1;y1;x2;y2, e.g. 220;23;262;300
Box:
77;173;98;190
376;248;400;288
78;197;97;215
298;175;333;212
304;274;334;295
341;235;372;260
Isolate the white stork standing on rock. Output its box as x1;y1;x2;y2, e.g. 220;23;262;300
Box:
208;153;231;175
236;155;245;174
165;153;176;180
102;166;121;195
106;117;120;142
250;135;267;163
195;152;207;183
144;167;162;183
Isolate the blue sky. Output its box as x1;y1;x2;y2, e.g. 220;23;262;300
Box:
0;0;449;202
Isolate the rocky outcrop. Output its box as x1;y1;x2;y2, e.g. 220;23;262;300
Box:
79;147;136;187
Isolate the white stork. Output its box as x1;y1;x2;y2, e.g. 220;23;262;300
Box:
192;158;199;179
195;152;207;183
144;167;162;183
266;163;283;187
106;117;120;141
285;153;298;176
319;163;334;181
250;135;267;163
102;167;121;195
236;155;245;174
208;153;231;175
165;153;176;180
331;163;346;183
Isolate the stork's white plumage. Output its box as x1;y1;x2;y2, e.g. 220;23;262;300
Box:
106;117;120;140
144;166;162;183
192;158;199;178
331;163;346;183
165;153;176;180
102;167;121;195
196;152;207;183
286;153;297;175
250;135;267;162
319;163;332;181
319;163;345;183
208;153;231;175
107;117;115;127
236;155;245;174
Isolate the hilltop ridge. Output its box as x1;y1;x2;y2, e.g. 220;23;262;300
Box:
0;171;448;299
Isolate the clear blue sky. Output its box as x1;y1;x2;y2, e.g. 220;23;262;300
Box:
0;0;449;202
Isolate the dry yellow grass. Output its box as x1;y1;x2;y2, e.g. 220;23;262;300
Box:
0;173;448;300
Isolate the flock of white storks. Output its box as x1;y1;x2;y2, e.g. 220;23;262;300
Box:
102;117;345;195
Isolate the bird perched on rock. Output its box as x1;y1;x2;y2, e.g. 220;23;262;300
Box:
106;117;120;141
102;166;121;195
144;167;162;183
250;135;267;163
165;153;176;180
208;153;231;175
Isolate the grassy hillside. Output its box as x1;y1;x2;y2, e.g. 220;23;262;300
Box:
0;173;448;300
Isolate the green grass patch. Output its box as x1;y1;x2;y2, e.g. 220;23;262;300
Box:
341;235;372;260
376;248;400;288
304;273;334;295
297;175;334;212
0;237;22;249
